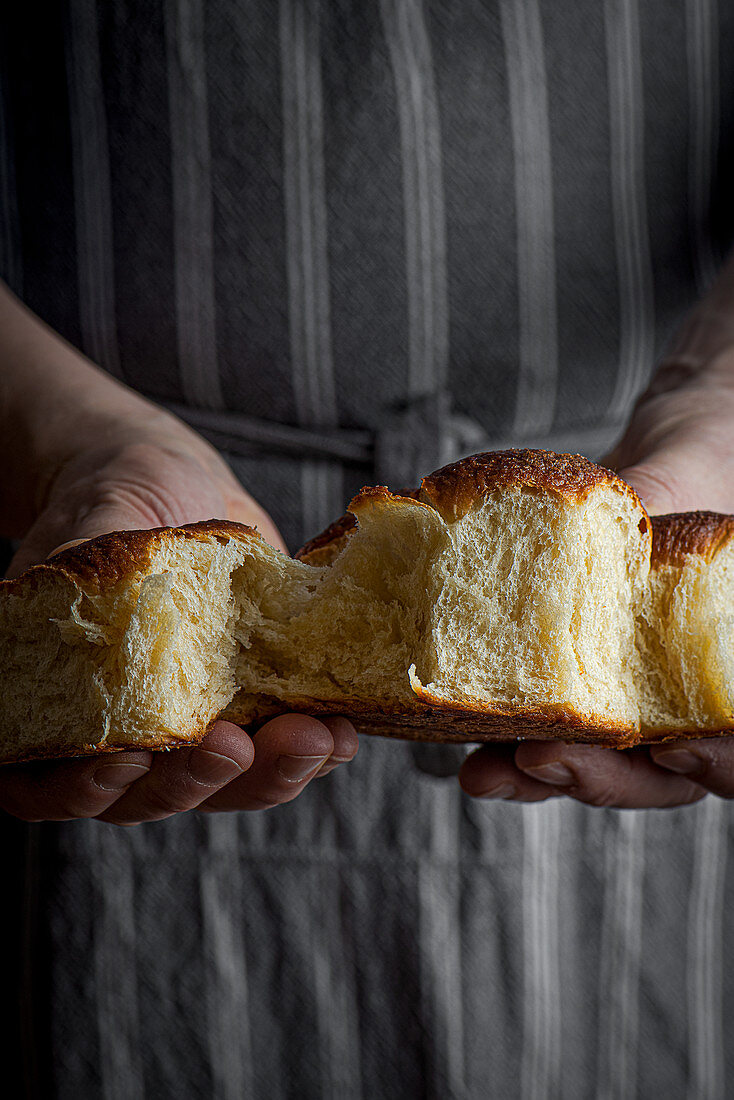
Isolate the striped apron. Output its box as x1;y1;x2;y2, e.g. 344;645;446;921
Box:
2;2;734;1096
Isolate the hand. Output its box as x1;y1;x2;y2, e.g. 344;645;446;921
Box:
0;715;358;824
1;397;358;824
460;350;734;809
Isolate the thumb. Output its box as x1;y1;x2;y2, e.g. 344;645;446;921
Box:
613;441;729;517
615;458;689;517
5;496;159;579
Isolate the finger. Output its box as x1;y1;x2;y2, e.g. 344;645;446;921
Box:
199;714;340;812
8;529;101;578
0;751;153;821
614;461;691;516
650;737;734;799
312;716;359;777
514;741;706;809
7;509;142;578
49;537;91;556
459;742;561;802
96;722;254;825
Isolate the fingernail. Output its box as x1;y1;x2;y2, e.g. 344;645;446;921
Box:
49;538;90;558
187;748;244;786
653;749;701;775
95;763;150;791
523;762;575;786
475;782;516;800
276;754;329;783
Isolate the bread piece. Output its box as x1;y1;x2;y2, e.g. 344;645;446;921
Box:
1;449;733;764
639;512;734;739
0;523;252;762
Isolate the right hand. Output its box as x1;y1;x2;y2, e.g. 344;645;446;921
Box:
459;348;734;810
1;405;358;824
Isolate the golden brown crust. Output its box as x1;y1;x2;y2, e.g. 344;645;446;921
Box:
1;519;265;594
651;511;734;568
419;448;644;522
224;693;640;748
295;512;357;565
296;451;649;562
349;485;441;523
296;488;423;564
231;692;734;748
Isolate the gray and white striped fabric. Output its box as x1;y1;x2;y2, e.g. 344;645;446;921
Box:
2;2;734;1096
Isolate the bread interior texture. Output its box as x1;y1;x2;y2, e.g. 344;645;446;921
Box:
1;572;116;757
227;495;444;717
0;538;243;758
639;541;734;731
226;486;647;734
411;487;648;730
38;484;647;750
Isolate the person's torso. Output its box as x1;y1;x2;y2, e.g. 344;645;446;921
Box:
4;4;734;1097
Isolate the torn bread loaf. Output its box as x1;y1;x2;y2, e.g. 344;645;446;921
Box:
1;449;733;764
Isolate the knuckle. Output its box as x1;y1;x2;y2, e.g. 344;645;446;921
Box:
135;783;197;817
57;800;106;820
53;777;118;819
55;784;114;819
107;775;198;821
246;771;310;807
579;783;623;808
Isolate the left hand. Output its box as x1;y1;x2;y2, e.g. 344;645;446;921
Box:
460;353;734;808
0;396;358;824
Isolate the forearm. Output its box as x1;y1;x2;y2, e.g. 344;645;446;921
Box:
0;283;165;534
0;283;214;538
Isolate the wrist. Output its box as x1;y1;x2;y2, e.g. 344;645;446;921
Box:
0;284;164;534
0;284;238;535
